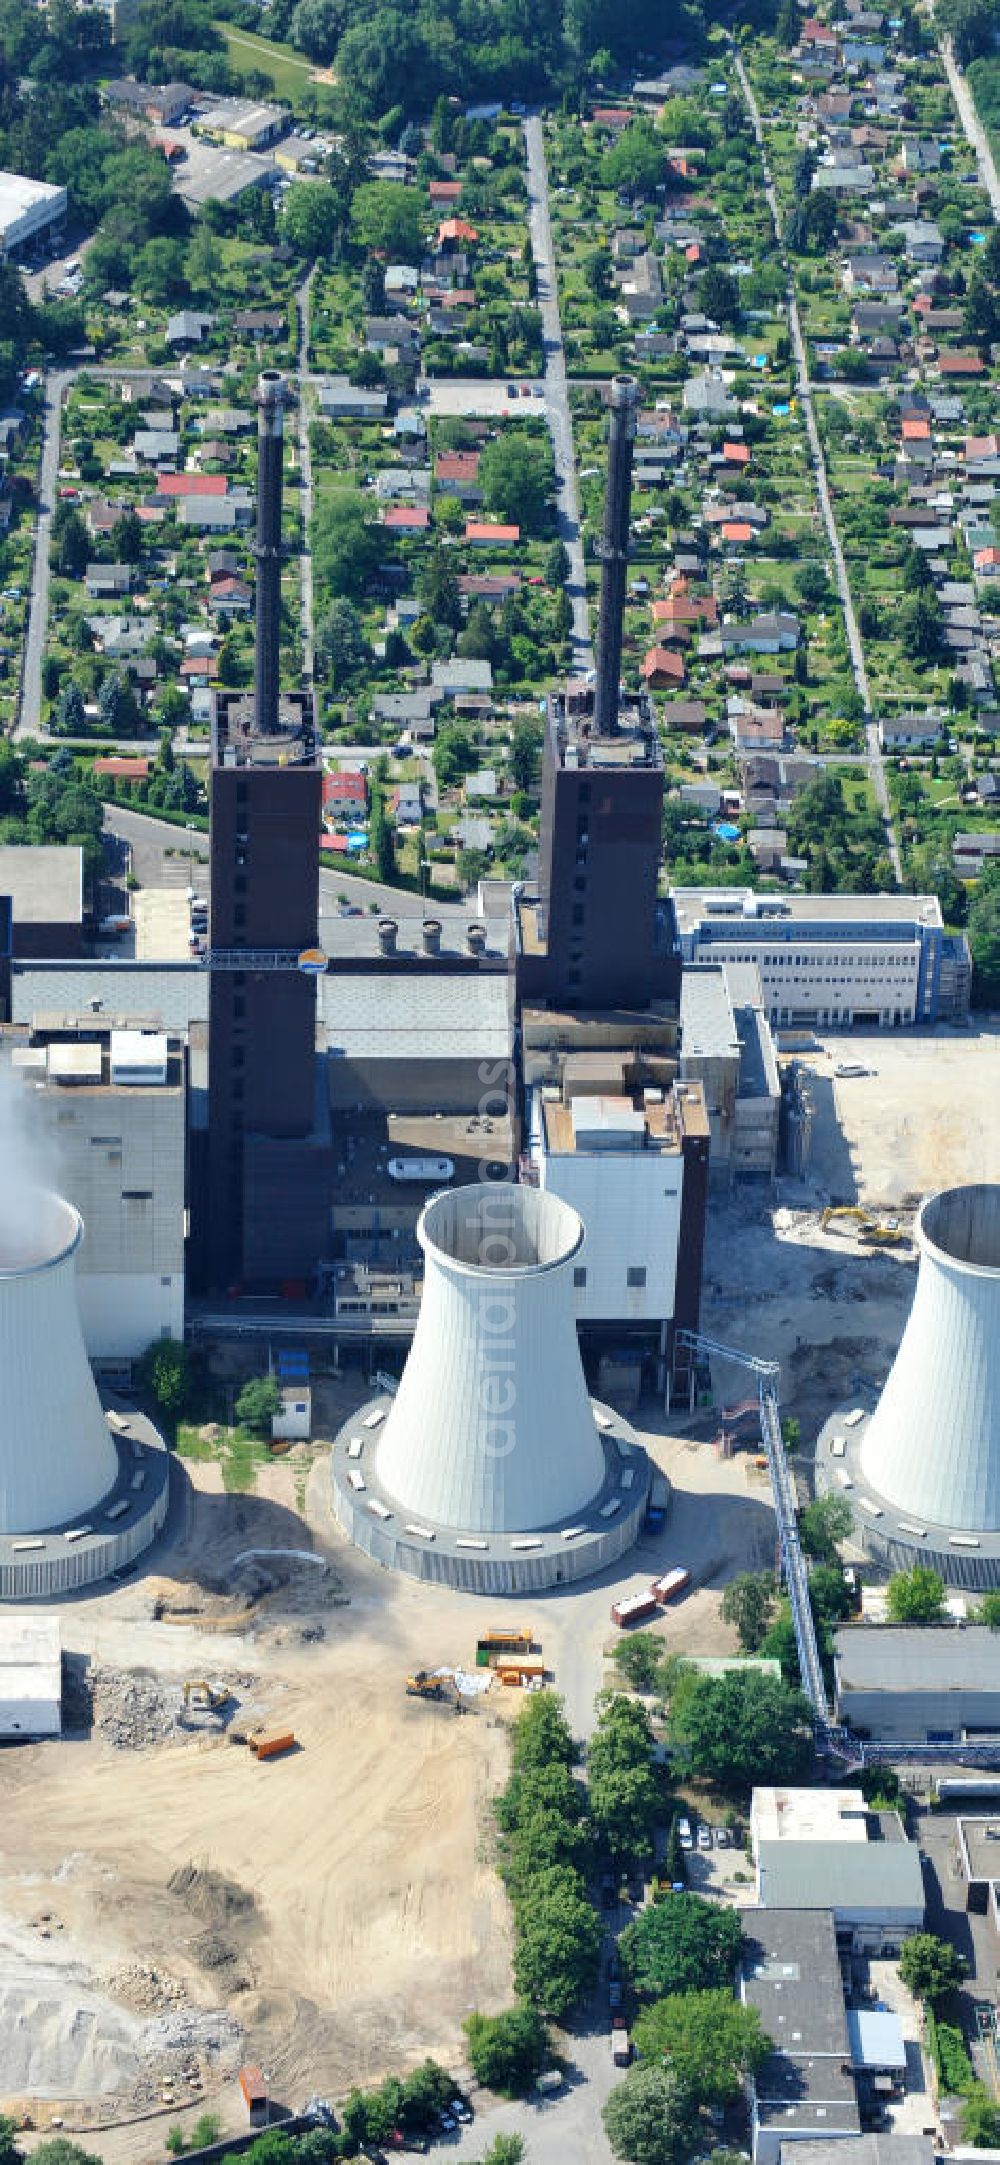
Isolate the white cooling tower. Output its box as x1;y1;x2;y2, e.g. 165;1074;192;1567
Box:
0;1192;119;1532
860;1184;1000;1532
376;1185;607;1533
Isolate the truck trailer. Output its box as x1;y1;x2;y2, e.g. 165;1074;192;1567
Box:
610;1593;658;1628
650;1568;690;1604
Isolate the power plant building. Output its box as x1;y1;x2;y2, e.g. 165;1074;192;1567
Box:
834;1627;1000;1745
516;379;679;1016
525;1071;708;1374
200;370;329;1293
0;1019;185;1360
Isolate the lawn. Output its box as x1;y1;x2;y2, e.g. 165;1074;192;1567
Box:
214;20;321;102
175;1420;277;1492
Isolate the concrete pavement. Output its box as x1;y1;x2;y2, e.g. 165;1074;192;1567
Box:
733;51;902;881
16;366;73;741
524;113;594;673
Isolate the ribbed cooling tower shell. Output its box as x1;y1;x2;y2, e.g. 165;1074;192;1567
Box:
0;1193;119;1533
859;1184;1000;1532
375;1185;607;1534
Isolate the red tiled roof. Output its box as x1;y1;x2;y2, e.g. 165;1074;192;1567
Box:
157;472;228;497
429;180;463;203
437;219;478;245
722;440;750;465
435;452;481;480
383;505;429;529
465;521;519;543
93;756;151;778
642;645;685;684
901;417;930;440
939;353;985;375
722;521;755;542
323;771;368;803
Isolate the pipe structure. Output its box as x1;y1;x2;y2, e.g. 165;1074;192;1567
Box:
593;374;640;737
254;369;285;737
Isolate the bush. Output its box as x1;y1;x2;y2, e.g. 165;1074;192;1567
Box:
138;1336;191;1420
463;2007;548;2096
235;1376;282;1435
887;1566;946;1623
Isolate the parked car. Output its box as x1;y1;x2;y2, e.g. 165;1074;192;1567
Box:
714;1826;732;1848
609;1981;623;2009
448;2098;473;2123
678;1818;693;1850
697;1824;712;1851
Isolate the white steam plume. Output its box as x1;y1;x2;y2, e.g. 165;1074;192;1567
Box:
0;1059;63;1267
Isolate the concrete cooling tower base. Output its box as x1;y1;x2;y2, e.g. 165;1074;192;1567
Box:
816;1184;1000;1591
0;1413;170;1598
332;1397;653;1593
0;1193;169;1597
816;1404;1000;1592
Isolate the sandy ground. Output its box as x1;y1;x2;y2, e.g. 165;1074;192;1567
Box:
795;1023;1000;1205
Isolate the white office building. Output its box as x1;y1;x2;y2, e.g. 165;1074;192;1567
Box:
0;173;67;258
671;889;971;1028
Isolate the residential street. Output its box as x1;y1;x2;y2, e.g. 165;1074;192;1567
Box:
16;366;73;741
734;50;903;881
524;112;594;673
932;16;1000;220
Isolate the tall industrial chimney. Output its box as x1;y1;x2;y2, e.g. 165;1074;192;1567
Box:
593;374;640;738
254;369;284;737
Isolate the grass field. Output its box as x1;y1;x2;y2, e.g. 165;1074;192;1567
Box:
214;20;321;101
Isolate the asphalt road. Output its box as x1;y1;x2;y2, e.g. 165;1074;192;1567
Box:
733;50;902;882
16;366;73;741
102;802;482;919
933;17;1000;219
524;112;594;674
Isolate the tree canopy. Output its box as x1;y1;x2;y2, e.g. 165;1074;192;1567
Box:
479;431;554;537
898;1933;966;2006
463;2006;548;2096
667;1668;814;1790
619;1892;744;1999
886;1566;946;1624
633;1988;771;2104
602;2063;699;2165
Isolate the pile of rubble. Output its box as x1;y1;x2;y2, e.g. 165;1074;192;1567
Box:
101;1961;188;2014
92;1668;186;1750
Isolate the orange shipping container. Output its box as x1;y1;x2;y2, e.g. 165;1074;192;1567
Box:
249;1729;296;1760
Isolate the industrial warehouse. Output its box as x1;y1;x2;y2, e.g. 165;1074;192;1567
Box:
0;345;995;2163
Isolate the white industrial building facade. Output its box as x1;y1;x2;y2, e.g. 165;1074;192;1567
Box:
3;1024;186;1360
527;1089;684;1331
0;173;67;257
671;890;970;1027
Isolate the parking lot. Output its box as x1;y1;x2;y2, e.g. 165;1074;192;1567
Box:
160;125;277;209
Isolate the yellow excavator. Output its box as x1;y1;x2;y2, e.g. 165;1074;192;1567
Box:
405;1671;446;1699
821;1206;902;1246
183;1679;229;1710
